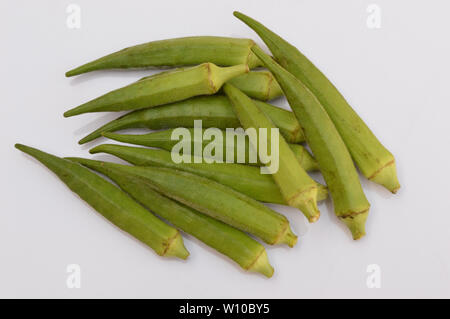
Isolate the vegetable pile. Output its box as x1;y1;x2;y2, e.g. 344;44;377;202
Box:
16;12;399;278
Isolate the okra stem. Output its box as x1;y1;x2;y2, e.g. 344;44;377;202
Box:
227;71;283;101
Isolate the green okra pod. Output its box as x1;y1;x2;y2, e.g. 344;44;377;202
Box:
102;128;318;172
223;83;320;222
250;46;370;240
139;70;282;101
234;11;400;193
66;156;274;278
64;63;248;117
79;95;305;145
14;144;188;259
66;36;262;77
227;71;283;101
68;158;298;247
89;144;328;204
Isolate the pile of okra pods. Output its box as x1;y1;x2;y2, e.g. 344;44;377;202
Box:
16;12;399;278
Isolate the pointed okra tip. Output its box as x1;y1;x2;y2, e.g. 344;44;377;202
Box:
233;11;246;19
89;144;107;154
248;249;274;278
164;232;189;260
340;210;369;240
65;70;77;77
15;143;39;156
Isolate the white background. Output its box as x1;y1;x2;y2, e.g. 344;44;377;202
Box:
1;0;449;298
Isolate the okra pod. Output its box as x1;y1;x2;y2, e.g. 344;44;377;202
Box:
79;95;305;145
251;46;370;240
102;128;318;172
66;156;274;278
89;144;328;204
140;70;282;101
227;71;283;101
234;12;400;193
15;144;188;259
66;36;262;77
64;63;248;117
68;159;297;246
224;84;320;222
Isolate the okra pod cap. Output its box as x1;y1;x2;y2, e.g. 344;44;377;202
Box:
227;71;283;101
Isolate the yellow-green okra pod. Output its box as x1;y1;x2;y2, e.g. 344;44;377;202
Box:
67;159;297;247
89;144;328;204
78;95;304;145
14;144;188;259
234;12;400;193
102;128;318;172
227;71;283;101
251;46;370;240
223;84;320;222
66;36;262;77
64;63;248;117
66;157;274;278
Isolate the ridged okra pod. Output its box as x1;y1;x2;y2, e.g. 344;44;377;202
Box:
79;95;304;144
234;12;400;193
67;159;297;246
64;63;248;117
66;36;262;77
102;128;318;172
66;157;274;278
89;144;328;204
251;46;370;240
224;84;320;222
14;144;188;259
228;71;283;101
140;70;282;101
